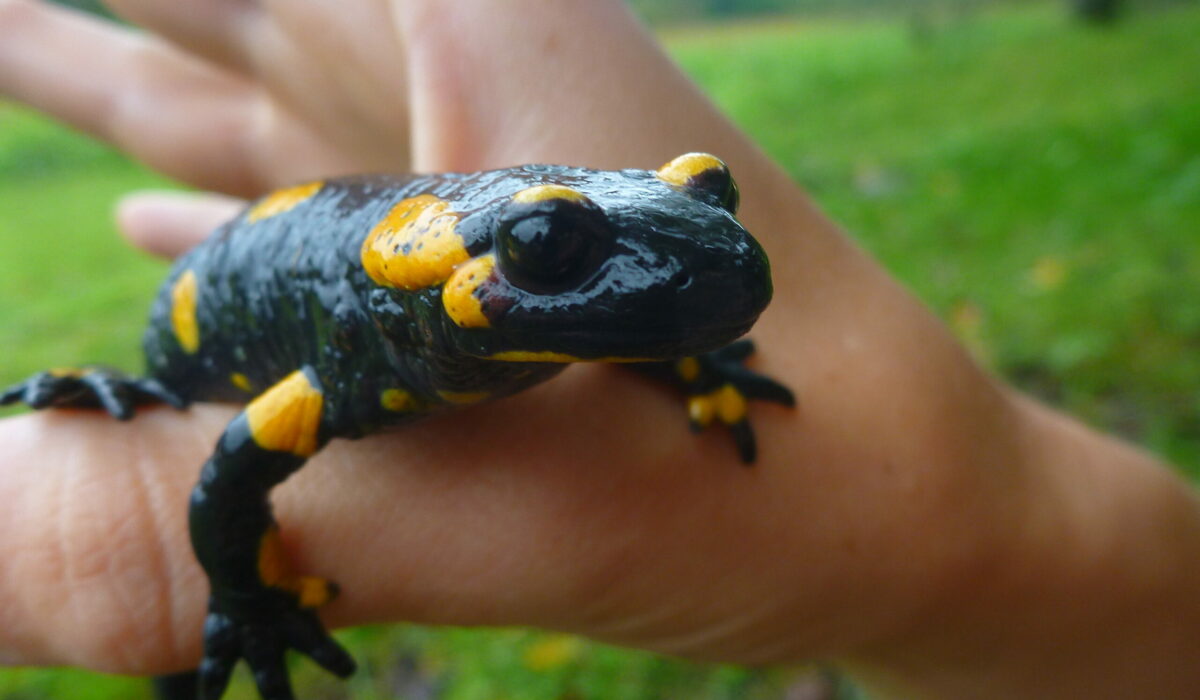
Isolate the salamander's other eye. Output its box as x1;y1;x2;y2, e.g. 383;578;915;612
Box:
702;169;739;215
656;152;740;215
498;187;610;294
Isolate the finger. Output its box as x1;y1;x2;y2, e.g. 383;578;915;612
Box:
0;0;129;130
117;190;245;259
0;0;268;194
103;0;263;77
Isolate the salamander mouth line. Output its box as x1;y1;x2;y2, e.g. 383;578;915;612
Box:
476;321;757;362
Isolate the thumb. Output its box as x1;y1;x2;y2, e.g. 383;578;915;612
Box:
116;190;244;259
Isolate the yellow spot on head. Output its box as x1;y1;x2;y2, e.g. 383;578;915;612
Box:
48;367;87;379
656;152;727;187
512;184;589;205
437;390;490;405
170;270;200;354
361;194;467;290
443;254;495;328
381;387;419;412
246;182;323;223
676;357;701;383
245;370;323;457
230;372;252;392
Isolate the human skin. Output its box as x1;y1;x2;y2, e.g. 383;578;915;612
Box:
0;0;1198;697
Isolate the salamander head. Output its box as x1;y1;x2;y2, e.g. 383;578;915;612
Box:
365;153;772;362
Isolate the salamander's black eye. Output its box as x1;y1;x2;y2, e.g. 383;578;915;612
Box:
656;152;740;215
498;186;610;294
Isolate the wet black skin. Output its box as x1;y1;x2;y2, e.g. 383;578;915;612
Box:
142;165;773;432
2;158;793;700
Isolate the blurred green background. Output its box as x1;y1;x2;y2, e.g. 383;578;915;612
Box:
2;0;1198;698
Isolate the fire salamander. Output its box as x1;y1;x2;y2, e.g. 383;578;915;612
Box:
2;153;793;700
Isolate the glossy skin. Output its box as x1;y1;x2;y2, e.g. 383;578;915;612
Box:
2;153;792;700
144;161;770;424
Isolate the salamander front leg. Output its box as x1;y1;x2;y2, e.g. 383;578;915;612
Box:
632;339;794;463
0;366;186;418
189;369;354;700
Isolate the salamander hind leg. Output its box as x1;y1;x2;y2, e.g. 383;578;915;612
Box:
189;368;354;700
0;366;187;419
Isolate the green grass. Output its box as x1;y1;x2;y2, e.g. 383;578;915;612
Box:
2;2;1199;698
0;110;169;380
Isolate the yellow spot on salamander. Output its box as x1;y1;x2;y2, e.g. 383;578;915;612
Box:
437;390;490;405
489;350;582;363
245;370;323;457
443;254;495;328
230;372;252;392
656;152;727;187
676;356;701;383
380;387;419;412
48;367;88;378
257;527;336;609
488;351;651;363
258;527;288;586
246;181;323;223
361;194;467;290
170;270;200;354
688;383;747;428
688;394;715;427
512;184;589;205
714;383;748;424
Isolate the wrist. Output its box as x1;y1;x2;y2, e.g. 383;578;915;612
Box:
855;393;1200;698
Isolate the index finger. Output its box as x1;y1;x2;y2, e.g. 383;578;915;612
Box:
0;0;272;194
103;0;263;77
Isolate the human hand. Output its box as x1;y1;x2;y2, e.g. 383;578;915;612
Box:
2;2;1199;699
0;0;414;195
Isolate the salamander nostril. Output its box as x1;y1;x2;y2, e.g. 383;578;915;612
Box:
673;271;693;290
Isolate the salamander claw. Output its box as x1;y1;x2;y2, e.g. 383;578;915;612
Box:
727;419;757;464
199;595;355;700
0;367;187;418
1;371;59;409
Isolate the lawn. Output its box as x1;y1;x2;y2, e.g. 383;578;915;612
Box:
2;2;1198;698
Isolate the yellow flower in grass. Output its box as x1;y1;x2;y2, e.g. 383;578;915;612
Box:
523;634;583;671
950;299;990;364
1031;256;1068;291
